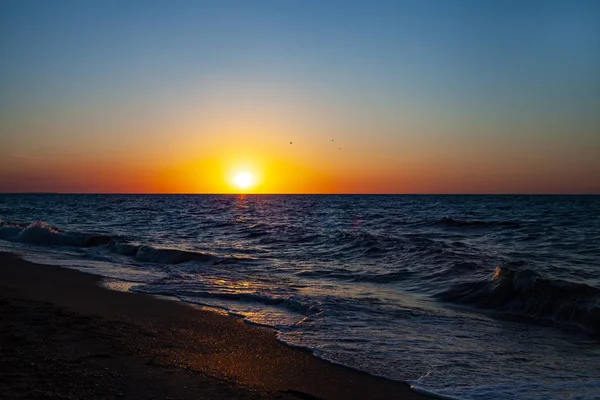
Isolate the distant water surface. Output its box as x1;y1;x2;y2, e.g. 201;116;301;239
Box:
1;194;599;399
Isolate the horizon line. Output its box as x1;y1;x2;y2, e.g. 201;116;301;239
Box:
1;192;599;196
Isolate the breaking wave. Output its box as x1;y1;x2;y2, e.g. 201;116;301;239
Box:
0;220;256;266
106;240;260;265
0;221;111;247
438;266;600;336
107;241;218;264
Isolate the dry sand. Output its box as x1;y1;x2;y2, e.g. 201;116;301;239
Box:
0;251;428;399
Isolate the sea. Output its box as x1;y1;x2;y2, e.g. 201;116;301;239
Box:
1;194;599;399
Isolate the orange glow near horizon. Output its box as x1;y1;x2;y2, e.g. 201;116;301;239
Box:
3;141;598;194
2;88;599;194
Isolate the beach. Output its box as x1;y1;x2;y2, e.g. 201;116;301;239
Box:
0;251;427;400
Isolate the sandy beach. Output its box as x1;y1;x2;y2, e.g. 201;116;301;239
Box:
0;251;427;400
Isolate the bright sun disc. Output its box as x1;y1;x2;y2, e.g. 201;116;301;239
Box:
233;172;255;190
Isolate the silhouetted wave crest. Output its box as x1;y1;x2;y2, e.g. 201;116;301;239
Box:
0;221;111;247
107;240;258;265
438;266;600;336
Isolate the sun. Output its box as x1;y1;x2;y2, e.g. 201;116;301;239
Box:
233;171;255;191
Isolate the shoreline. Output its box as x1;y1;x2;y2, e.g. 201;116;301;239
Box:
0;251;429;399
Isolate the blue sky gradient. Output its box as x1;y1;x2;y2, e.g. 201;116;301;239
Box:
1;0;599;193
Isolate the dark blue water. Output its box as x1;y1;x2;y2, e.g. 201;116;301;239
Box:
1;194;600;399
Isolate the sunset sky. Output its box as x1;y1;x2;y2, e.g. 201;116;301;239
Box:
1;0;599;194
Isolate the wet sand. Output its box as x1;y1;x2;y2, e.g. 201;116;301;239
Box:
0;251;428;399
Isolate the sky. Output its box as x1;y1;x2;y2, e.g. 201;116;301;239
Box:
1;0;599;193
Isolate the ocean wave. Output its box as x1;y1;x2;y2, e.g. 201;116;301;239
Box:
135;245;213;264
448;261;482;272
331;230;401;257
0;221;111;247
296;268;354;279
437;266;600;336
353;270;413;283
106;240;256;265
108;240;204;264
296;268;412;284
435;217;521;229
0;219;257;266
244;229;270;238
133;285;320;314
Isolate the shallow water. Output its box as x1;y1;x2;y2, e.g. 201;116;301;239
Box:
1;194;599;399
